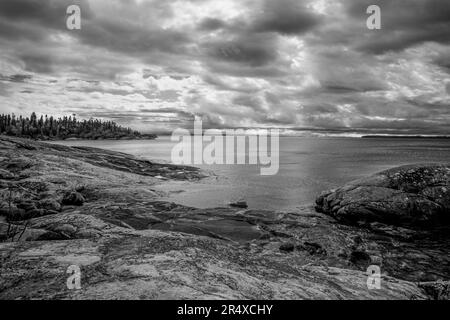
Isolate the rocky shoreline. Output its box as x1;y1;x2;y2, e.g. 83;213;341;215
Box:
0;136;448;300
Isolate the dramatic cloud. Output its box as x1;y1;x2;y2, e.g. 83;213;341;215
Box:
0;0;449;134
252;0;321;35
346;0;450;54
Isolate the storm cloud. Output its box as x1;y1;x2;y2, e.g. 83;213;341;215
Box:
0;0;449;134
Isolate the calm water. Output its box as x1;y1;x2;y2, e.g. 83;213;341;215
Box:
54;137;450;211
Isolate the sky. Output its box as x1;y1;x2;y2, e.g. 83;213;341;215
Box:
0;0;449;135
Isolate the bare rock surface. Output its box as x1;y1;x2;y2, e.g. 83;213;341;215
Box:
0;230;425;300
316;164;450;227
0;136;448;299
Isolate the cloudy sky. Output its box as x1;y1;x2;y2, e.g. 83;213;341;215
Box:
0;0;449;135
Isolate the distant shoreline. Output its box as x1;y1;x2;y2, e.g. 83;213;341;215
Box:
362;135;450;139
57;135;158;141
0;133;158;141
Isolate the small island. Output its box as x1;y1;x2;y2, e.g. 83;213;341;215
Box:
0;112;157;141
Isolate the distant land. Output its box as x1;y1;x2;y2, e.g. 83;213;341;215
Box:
362;135;450;139
0;112;157;141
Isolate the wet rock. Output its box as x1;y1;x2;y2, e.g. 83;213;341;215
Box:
279;242;295;252
229;200;248;209
62;191;85;206
349;250;371;269
316;164;450;228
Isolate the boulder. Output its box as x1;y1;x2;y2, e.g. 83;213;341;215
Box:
62;191;85;206
316;164;450;227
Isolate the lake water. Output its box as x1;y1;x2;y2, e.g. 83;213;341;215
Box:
54;136;450;211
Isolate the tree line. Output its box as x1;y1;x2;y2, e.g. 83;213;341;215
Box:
0;112;156;140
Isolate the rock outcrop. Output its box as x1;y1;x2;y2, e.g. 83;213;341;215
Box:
315;164;450;228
